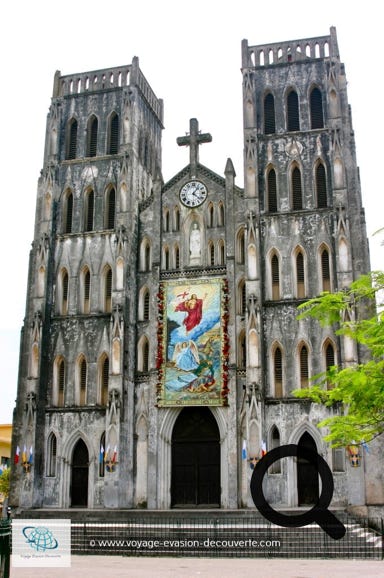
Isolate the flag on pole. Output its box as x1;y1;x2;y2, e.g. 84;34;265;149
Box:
28;446;33;464
99;444;105;464
22;445;27;463
261;441;267;457
104;445;110;462
112;446;118;463
14;446;20;464
242;440;247;460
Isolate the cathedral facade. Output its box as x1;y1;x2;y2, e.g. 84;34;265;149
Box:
11;28;373;511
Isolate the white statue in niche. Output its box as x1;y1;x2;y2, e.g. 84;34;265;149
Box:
189;223;201;265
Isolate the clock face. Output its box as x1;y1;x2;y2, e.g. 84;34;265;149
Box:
179;180;207;207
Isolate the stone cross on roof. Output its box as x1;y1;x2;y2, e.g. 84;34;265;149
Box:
177;118;212;173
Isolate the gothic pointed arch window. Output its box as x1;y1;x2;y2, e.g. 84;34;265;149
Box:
207;203;214;228
58;268;69;315
237;279;246;316
273;345;283;397
296;250;305;298
84;189;95;232
81;267;91;313
267;167;277;213
299;343;309;388
99;354;109;405
76;355;87;406
271;253;280;300
218;240;225;265
53;356;65;406
218;202;225;227
103;266;112;313
87;115;98;157
287;89;300;131
63;190;73;234
174;244;180;269
236;227;246;264
140;239;152;271
107;111;119;155
238;330;246;368
143;288;150;320
138;336;149;372
270;426;281;473
208;241;215;266
264;93;276;134
324;340;336;389
105;186;116;229
163;209;170;232
315;163;327;208
320;246;331;292
46;432;57;477
174;206;180;231
66;118;78;160
310;87;324;129
291;166;303;210
163;246;170;270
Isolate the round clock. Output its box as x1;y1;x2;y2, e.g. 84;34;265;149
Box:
179;180;207;207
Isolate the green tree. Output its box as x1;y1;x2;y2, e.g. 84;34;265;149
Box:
0;468;10;499
293;271;384;447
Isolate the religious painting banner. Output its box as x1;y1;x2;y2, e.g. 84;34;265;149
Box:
157;278;229;406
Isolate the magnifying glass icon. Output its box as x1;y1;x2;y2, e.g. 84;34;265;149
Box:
250;444;346;540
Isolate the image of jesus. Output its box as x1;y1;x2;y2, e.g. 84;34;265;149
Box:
175;293;205;333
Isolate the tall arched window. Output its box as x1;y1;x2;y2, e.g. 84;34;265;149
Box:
174;207;180;231
107;112;119;154
299;344;309;388
140;240;151;271
271;254;280;300
291;166;303;210
264;93;276;134
66;118;78;160
87;115;98;157
84;189;95;232
218;203;225;227
208;241;215;266
218;240;225;265
163;246;170;269
82;267;91;314
316;163;327;208
138;337;149;372
53;357;65;406
238;331;246;368
325;340;336;389
321;247;331;291
99;355;109;405
236;227;245;264
60;269;69;315
274;346;283;397
105;187;116;229
270;426;281;473
287;90;300;131
104;266;112;312
63;191;73;234
164;210;170;232
296;251;305;298
267;168;277;212
78;356;87;406
237;279;246;316
310;87;324;129
46;432;57;477
174;245;180;269
207;203;214;228
143;289;150;321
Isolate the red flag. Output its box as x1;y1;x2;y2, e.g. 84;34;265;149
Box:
14;445;20;464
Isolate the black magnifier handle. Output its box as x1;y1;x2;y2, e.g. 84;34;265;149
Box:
314;508;346;539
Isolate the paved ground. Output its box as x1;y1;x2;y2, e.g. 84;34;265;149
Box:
9;556;384;577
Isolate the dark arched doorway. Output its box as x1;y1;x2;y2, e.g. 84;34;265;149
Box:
71;439;89;507
297;432;319;506
171;407;220;508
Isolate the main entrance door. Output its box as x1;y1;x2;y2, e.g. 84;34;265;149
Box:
171;407;220;508
297;432;319;506
71;439;89;507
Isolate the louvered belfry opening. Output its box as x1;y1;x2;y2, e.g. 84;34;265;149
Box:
108;113;119;154
80;358;87;405
316;163;327;208
64;193;73;234
106;187;116;229
87;116;98;157
271;255;280;299
274;347;283;397
310;87;324;129
287;90;300;131
291;167;303;210
85;190;94;232
101;357;109;405
264;93;276;134
267;168;277;212
84;270;90;313
321;249;331;291
300;345;309;387
67;119;78;160
296;252;305;297
58;359;65;405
